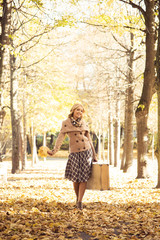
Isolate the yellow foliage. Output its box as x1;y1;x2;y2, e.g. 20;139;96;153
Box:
38;146;50;157
136;207;141;214
106;0;114;6
31;207;40;213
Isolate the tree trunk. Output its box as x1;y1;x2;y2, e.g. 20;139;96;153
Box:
43;131;47;162
156;2;160;188
0;0;12;161
114;85;120;168
98;128;101;161
10;51;20;174
121;95;127;170
20;119;25;171
151;131;154;161
136;115;149;178
123;32;134;172
0;109;6;161
102;130;106;161
22;75;27;170
135;1;156;178
114;121;118;167
108;112;114;165
19;121;24;170
156;88;160;187
107;131;110;164
108;83;114;165
31;123;39;167
0;0;11;108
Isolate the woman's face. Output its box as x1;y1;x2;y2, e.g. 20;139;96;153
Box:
73;106;84;120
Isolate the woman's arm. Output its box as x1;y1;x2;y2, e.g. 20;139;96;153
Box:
85;131;97;161
48;131;66;156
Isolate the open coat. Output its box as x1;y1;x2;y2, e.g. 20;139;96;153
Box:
52;118;96;160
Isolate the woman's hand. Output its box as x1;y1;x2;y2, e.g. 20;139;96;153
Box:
47;150;54;156
93;158;98;162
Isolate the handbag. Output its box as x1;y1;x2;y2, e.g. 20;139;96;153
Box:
87;162;110;190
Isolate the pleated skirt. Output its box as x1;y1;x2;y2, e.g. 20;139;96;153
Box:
65;148;93;182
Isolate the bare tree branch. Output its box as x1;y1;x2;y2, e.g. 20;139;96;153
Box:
16;27;54;48
81;21;145;33
111;33;129;52
123;25;146;33
21;35;43;53
134;54;143;61
119;0;146;20
94;42;127;53
14;11;40;34
20;48;54;69
13;0;26;11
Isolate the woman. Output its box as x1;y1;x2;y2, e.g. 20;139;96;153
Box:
48;103;97;210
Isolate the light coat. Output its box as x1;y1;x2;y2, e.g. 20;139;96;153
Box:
52;118;96;159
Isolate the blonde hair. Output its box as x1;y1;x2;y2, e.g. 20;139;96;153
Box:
68;103;85;118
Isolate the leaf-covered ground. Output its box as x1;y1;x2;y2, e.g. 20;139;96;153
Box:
0;158;160;240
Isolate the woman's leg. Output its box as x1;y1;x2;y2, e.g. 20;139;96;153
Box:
78;182;87;203
73;182;79;201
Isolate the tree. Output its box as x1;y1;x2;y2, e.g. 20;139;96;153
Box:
8;0;77;172
123;31;134;172
72;1;145;171
118;0;156;177
155;1;160;188
10;43;21;173
0;0;12;161
133;1;156;178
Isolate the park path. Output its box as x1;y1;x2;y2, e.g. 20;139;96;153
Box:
2;157;159;203
0;158;160;239
0;157;158;207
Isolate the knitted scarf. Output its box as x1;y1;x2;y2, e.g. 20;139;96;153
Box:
70;117;82;127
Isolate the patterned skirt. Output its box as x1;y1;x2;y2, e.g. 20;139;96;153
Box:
65;148;93;182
